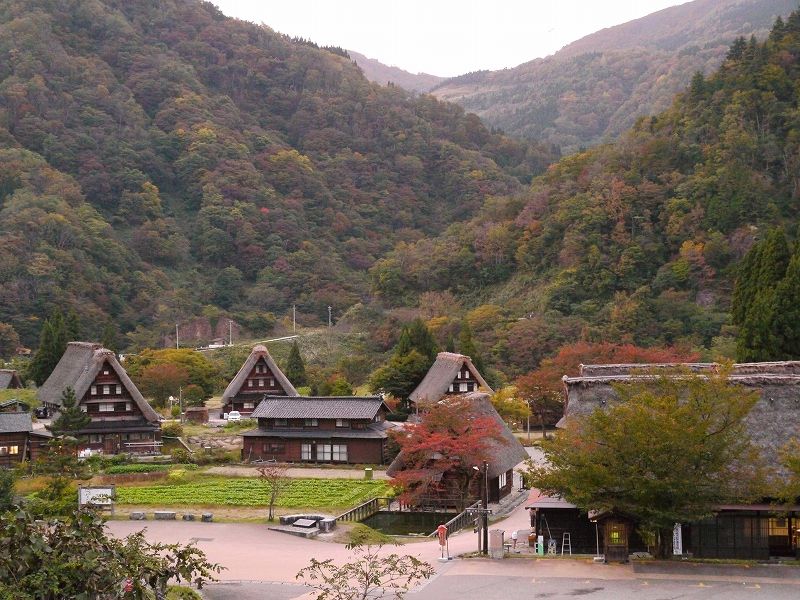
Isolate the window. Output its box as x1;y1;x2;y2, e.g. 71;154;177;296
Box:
459;383;468;392
317;444;332;461
448;384;454;392
498;471;507;488
102;385;110;395
332;444;348;462
336;419;349;428
99;403;115;412
304;418;318;427
90;385;97;395
80;405;87;412
0;446;6;455
116;385;121;395
125;402;131;412
89;434;103;444
258;379;264;387
269;378;275;386
243;402;255;409
274;419;288;427
8;446;18;455
301;444;312;460
456;371;461;379
255;365;262;374
264;443;285;453
103;369;109;375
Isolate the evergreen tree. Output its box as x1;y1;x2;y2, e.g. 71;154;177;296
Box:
48;387;91;436
394;319;437;361
727;36;747;61
458;321;485;374
64;308;80;341
285;341;307;386
101;322;118;353
771;253;800;358
28;310;68;386
445;335;456;353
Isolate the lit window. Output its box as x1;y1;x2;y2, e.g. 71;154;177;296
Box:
332;444;348;462
304;418;318;427
9;446;18;455
103;369;109;375
301;444;312;460
336;419;349;428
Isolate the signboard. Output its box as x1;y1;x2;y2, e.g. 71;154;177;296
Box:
78;486;116;512
437;524;448;546
673;523;682;556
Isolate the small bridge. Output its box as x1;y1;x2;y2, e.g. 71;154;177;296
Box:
335;497;392;523
428;500;482;537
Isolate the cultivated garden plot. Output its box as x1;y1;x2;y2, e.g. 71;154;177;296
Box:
115;477;389;509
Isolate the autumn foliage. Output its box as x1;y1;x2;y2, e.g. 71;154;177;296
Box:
390;397;503;510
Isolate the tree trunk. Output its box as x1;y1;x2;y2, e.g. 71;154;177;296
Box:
652;528;672;559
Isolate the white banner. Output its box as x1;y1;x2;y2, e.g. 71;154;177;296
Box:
673;523;682;556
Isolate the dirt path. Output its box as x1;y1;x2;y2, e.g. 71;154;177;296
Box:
205;465;390;480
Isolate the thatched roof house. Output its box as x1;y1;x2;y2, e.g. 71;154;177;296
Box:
0;412;51;465
0;369;22;390
221;344;298;416
36;342;160;454
561;361;800;470
387;391;527;504
409;352;492;409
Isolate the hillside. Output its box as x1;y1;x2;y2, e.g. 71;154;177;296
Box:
349;50;444;93
371;9;800;375
432;0;796;153
0;0;555;349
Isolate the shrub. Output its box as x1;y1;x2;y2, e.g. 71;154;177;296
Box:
162;422;184;437
385;413;408;422
170;448;192;464
166;587;203;600
167;469;189;485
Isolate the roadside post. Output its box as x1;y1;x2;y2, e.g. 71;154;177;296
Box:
437;524;450;561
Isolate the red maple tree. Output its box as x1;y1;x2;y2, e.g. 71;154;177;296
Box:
390;397;503;510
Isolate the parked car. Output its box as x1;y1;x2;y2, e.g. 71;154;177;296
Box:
226;410;242;422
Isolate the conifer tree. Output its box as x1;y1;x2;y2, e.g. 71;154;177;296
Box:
458;321;485;374
64;308;80;342
28;310;68;386
49;387;91;437
771;253;800;358
285;341;307;386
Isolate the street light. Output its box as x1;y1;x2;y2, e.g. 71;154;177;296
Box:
473;461;489;555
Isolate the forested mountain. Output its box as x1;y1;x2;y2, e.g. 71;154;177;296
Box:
432;0;796;153
0;0;555;348
371;9;800;375
349;50;444;93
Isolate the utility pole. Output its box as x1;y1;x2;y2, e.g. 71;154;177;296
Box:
482;461;489;555
175;324;179;349
292;304;296;334
327;306;332;328
229;319;232;346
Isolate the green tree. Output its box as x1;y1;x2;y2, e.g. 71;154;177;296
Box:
0;323;20;360
490;386;530;428
285;340;308;386
48;387;91;437
0;507;221;599
526;367;764;558
64;308;80;341
395;319;438;362
0;470;14;513
369;350;430;401
458;320;485;374
770;253;800;358
28;310;68;386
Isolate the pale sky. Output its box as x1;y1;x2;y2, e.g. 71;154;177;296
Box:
212;1;690;77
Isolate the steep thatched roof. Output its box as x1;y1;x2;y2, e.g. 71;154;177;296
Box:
561;360;800;470
250;396;390;420
387;391;527;480
221;344;298;401
36;342;159;422
409;352;492;406
0;369;22;389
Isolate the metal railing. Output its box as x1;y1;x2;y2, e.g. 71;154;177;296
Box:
428;500;482;537
335;497;392;522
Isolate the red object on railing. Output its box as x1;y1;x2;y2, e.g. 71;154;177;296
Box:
437;524;448;545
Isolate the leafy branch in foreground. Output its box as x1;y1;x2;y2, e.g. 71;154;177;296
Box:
296;542;434;600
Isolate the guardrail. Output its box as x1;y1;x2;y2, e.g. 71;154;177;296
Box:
428;500;482;537
335;497;392;522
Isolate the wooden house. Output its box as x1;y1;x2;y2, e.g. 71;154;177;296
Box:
241;396;393;464
408;352;492;411
36;342;161;455
0;369;23;390
221;344;298;417
0;413;51;467
0;399;31;413
561;361;800;559
387;392;527;505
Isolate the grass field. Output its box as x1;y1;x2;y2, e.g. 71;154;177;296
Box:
115;477;390;509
